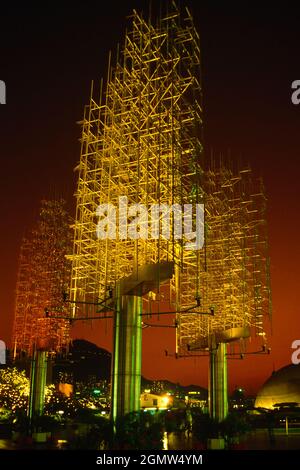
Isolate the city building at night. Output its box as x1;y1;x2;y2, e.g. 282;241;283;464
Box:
141;392;173;411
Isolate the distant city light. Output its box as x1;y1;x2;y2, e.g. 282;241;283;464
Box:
161;396;170;406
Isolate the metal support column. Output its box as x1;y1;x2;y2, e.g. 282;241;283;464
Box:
111;289;142;421
28;349;48;421
209;341;228;422
111;262;174;423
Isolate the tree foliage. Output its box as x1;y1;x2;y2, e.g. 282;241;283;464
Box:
0;367;29;412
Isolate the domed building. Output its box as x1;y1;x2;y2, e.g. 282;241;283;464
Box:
255;364;300;409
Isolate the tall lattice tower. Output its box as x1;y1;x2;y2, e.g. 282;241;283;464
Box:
70;4;203;317
12;200;72;356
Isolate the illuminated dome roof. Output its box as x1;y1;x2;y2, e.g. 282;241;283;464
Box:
255;364;300;409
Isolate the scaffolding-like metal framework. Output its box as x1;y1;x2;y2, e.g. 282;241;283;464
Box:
12;200;72;356
177;162;272;354
70;4;203;317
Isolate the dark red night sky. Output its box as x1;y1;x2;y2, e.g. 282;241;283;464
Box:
0;1;299;395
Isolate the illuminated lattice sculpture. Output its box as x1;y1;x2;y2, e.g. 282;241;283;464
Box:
70;5;203;419
12;200;72;356
177;164;272;354
70;5;203;314
176;162;271;423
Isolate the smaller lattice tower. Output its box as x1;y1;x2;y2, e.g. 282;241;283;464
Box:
12;200;72;356
177;160;272;354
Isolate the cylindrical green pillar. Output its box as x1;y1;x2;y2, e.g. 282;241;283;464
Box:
209;342;228;422
111;291;142;421
28;349;48;421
